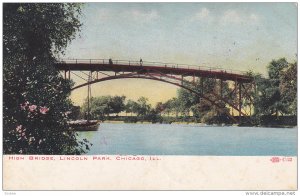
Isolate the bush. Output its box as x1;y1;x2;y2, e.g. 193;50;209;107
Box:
3;3;90;154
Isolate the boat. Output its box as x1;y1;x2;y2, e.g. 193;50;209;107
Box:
68;72;99;131
68;120;100;131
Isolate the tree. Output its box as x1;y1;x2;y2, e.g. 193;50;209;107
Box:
161;98;180;117
279;62;297;115
81;96;125;120
125;99;138;116
177;88;197;117
268;58;289;79
169;98;181;117
162;99;172;117
254;58;290;117
280;61;297;115
3;3;89;154
176;77;230;123
136;97;151;118
146;109;162;123
110;96;126;116
155;102;165;116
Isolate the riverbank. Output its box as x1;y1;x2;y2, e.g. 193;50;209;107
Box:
99;119;296;128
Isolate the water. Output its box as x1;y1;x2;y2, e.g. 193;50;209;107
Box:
77;123;297;156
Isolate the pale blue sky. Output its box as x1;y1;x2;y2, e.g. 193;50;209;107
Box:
65;3;297;106
65;2;297;73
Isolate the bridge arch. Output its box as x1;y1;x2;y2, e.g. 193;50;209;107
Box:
56;59;254;123
71;73;244;123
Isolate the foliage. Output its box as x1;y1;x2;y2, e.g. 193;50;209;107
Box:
175;78;230;123
82;96;110;120
155;102;165;115
81;95;126;120
124;99;138;116
162;98;180;117
279;62;297;115
177;88;196;117
110;96;126;115
145;109;163;123
136;97;151;117
253;58;296;117
81;96;152;121
3;3;89;154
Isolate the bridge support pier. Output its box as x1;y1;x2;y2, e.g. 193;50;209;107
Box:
200;77;204;95
220;79;223;98
238;82;242;123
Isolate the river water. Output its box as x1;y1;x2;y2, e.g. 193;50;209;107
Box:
77;123;297;156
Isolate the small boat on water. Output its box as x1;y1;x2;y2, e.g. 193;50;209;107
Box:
68;74;100;131
68;120;100;131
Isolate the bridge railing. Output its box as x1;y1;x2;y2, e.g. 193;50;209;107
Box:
57;59;249;76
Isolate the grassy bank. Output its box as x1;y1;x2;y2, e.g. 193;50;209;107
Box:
94;115;297;128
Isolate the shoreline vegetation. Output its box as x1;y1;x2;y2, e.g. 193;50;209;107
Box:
76;115;297;128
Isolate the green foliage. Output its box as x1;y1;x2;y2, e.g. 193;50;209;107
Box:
3;3;82;57
3;3;88;154
268;58;289;79
177;88;195;116
280;62;297;115
81;95;126;120
81;96;152;121
254;58;296;117
145;109;163;123
110;96;126;115
125;99;139;115
155;102;165;115
175;78;230;123
82;96;110;120
162;98;180;117
136;97;151;117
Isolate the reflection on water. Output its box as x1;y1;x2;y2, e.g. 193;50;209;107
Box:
77;123;297;156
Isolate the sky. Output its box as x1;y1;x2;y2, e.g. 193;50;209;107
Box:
64;2;297;106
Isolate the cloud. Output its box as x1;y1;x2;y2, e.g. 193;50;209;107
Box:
92;8;159;23
249;13;260;22
126;9;159;22
220;10;260;25
193;8;211;21
190;8;260;26
190;7;216;23
220;10;243;24
94;8;112;21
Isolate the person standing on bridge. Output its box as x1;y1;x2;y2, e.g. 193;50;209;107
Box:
140;58;143;66
109;58;113;65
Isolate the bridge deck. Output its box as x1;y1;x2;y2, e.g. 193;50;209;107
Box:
55;59;253;83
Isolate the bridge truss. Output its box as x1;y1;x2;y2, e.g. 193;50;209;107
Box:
56;59;255;123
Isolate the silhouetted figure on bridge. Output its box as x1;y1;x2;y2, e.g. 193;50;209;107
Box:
140;58;143;66
109;58;113;65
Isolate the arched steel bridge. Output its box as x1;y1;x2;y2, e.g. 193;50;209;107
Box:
55;59;255;123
